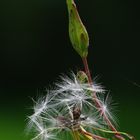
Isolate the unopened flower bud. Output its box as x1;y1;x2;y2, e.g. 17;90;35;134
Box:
66;0;89;58
76;71;88;84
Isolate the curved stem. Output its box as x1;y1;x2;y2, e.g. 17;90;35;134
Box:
79;127;107;140
92;127;135;140
82;57;124;140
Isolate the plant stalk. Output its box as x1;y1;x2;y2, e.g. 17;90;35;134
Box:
79;128;107;140
82;57;124;140
72;130;81;140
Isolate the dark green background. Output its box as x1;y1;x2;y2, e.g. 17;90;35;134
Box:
0;0;140;140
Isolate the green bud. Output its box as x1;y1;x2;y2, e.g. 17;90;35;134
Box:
76;71;92;96
76;71;88;84
66;0;89;58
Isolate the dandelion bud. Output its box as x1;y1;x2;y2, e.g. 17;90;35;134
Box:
66;0;89;58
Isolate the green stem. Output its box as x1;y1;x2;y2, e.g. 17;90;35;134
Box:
72;130;80;140
92;127;135;140
79;127;107;140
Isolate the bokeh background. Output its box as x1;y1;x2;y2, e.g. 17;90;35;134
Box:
0;0;140;140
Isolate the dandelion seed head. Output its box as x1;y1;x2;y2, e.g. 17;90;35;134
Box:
27;72;117;140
